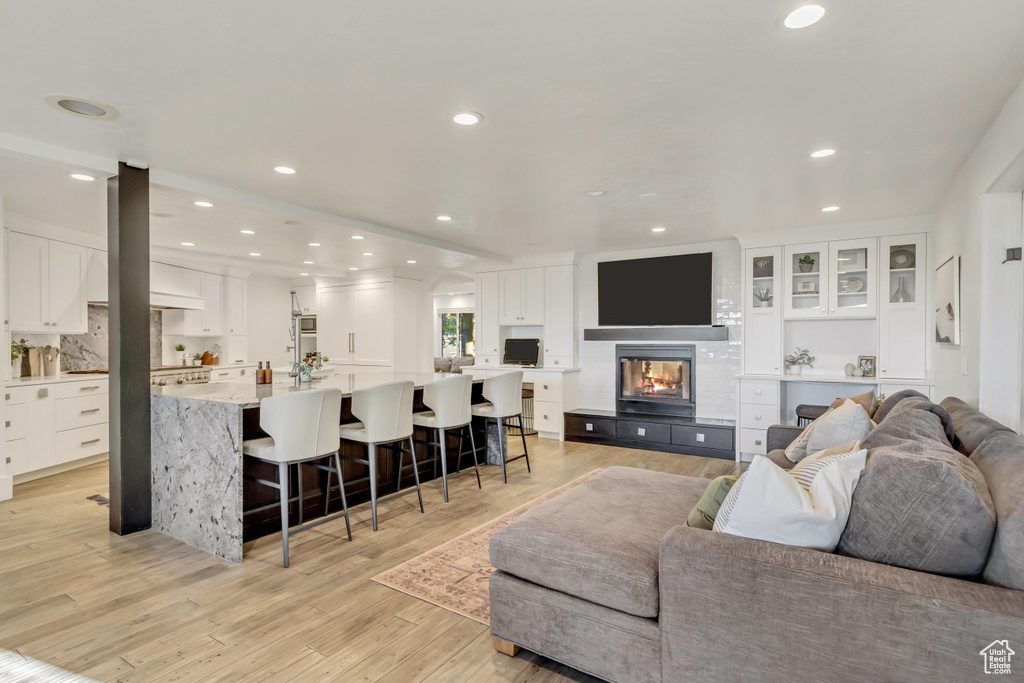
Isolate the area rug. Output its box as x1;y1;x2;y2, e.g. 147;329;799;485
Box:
372;468;604;625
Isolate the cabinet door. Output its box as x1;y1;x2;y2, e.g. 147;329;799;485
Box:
7;232;49;333
86;249;107;302
498;270;522;324
543;265;573;364
477;272;500;357
201;273;224;336
48;241;88;333
353;282;393;365
878;234;927;379
784;243;829;319
743;247;783;375
520;268;545;324
25;385;56;473
318;286;354;362
225;277;247;334
293;285;316;315
829;238;877;318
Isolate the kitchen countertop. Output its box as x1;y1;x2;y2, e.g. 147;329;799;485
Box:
150;369;477;408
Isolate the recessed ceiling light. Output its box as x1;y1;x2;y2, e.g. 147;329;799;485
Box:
249;252;261;256
181;242;195;247
303;261;314;265
349;267;359;271
362;252;374;256
452;112;482;125
274;166;297;175
308;242;321;247
437;215;452;221
69;173;95;182
810;148;836;158
586;190;606;197
351;235;364;240
407;260;417;264
822;206;840;212
651;226;667;233
300;272;309;276
44;95;119;120
784;4;825;29
240;229;255;235
194;201;213;208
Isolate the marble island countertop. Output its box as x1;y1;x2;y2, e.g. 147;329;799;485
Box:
151;369;472;408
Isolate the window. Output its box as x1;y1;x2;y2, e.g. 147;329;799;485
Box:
440;312;475;357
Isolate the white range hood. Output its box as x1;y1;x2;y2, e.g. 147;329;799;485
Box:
149;291;206;310
86;252;207;310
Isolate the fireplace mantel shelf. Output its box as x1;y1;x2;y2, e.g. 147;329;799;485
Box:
584;326;729;342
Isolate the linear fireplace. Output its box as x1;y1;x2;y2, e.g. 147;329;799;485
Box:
615;344;696;416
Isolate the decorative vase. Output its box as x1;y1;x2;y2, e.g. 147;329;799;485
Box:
891;276;911;303
10;358;21;379
853;368;864;377
789;365;803;376
845;363;855;377
798;263;813;273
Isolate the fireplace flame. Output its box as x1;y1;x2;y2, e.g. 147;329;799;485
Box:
637;367;681;396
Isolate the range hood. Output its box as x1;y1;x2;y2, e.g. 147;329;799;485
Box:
86;254;207;310
149;292;206;310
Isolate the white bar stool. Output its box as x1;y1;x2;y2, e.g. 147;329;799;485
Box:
339;380;421;531
242;388;351;568
412;374;480;502
471;370;530;483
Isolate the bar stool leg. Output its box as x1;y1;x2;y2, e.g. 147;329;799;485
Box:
296;463;304;524
467;424;481;489
438;428;449;503
498;418;508;484
368;443;379;532
279;462;290;568
334;452;352;541
323;456;332;516
409;436;424;513
518;414;531;473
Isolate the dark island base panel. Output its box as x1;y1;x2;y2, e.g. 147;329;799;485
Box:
242;383;488;542
563;409;736;461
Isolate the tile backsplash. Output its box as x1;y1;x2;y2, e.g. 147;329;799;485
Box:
60;305;162;371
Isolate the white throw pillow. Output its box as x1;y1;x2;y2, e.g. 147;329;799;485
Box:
804;399;873;454
713;446;868;552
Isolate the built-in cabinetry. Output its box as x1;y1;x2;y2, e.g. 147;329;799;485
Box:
476;272;500;364
783;238;878;319
467;366;580;440
7;232;87;334
878;234;928;380
498;268;544;325
317;277;420;369
164;272;224;336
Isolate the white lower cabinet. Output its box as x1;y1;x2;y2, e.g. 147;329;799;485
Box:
736;378;781;461
210;366;252;382
468;368;579;440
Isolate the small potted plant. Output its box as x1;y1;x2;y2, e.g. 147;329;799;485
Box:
798;254;816;273
10;338;30;379
175;344;187;366
784;348;815;375
293;354;325;383
192;352;203;367
753;285;772;308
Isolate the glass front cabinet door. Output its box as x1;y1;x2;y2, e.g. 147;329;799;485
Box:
828;238;878;318
744;247;782;374
784;243;829;319
878;233;928;378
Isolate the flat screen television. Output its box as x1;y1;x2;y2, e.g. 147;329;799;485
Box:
503;338;540;366
598;252;713;326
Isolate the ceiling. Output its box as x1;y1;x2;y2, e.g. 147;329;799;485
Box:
1;1;1024;257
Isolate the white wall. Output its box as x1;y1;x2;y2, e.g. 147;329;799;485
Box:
577;239;742;420
931;75;1024;416
247;274;294;367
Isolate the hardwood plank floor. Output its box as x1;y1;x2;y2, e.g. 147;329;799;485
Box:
0;437;740;682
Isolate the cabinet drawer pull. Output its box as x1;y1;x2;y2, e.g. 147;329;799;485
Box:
4;421;9;428
543;414;549;420
543;384;548;390
80;385;100;391
81;438;101;446
4;393;9;401
80;408;101;414
39;388;49;398
754;415;762;421
585;423;593;431
754;389;762;395
755;439;763;446
696;433;706;443
219;372;229;377
234;360;244;363
637;427;647;437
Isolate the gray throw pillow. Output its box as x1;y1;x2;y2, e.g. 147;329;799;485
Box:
970;430;1024;589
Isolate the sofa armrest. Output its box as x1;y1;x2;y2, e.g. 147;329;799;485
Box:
659;525;1024;682
766;424;802;452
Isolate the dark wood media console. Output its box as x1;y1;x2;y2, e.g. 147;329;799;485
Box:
563;408;735;460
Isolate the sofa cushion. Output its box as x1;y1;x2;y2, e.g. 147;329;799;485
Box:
940;396;1014;455
837;397;996;576
489;466;710;618
970;430;1024;589
686;475;740;530
766;448;795;470
433;356;453;373
805;400;873;453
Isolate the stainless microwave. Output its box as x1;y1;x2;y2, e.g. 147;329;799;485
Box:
299;315;317;334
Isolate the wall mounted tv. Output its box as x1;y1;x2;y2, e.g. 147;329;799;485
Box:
597;252;713;326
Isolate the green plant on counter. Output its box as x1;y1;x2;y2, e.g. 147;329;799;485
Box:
784;348;815;368
320;355;329;363
11;338;30;364
174;344;186;352
192;352;203;361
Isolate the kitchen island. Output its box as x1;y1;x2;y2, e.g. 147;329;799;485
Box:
151;370;501;562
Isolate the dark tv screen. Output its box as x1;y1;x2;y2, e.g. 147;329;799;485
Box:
598;253;713;326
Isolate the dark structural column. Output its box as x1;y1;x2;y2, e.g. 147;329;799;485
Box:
107;162;152;534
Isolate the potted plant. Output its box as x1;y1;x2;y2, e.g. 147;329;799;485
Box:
753;285;772;308
293;355;325;383
10;338;29;379
175;344;187;366
798;254;816;273
784;348;815;375
192;352;203;367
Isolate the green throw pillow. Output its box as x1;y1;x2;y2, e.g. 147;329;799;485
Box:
686;475;740;530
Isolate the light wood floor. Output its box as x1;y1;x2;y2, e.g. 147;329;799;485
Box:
0;437;739;682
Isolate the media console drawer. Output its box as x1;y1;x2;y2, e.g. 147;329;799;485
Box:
671;424;734;452
564;415;615;438
615;420;672;444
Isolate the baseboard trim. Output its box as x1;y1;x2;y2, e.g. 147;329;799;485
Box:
13;453;109;485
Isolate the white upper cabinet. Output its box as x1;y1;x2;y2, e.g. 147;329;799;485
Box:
521;267;545;324
225;277;247;334
498;268;544;325
743;247;782;375
878;233;928;379
477;271;500;358
829;238;877;318
171;271;225;336
543;265;574;366
8;232;86;334
292;285;315;315
352;282;392;365
86;249;107;302
784;242;829;319
200;273;224;336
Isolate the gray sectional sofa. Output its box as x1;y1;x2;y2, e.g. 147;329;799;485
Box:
488;393;1024;682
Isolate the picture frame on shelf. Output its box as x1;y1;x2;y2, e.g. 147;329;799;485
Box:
858;355;876;378
752;257;773;279
797;281;817;294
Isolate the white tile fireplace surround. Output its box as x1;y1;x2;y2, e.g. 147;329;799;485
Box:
577;239;742;420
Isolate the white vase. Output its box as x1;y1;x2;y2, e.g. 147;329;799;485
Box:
10;359;21;379
789;365;803;376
